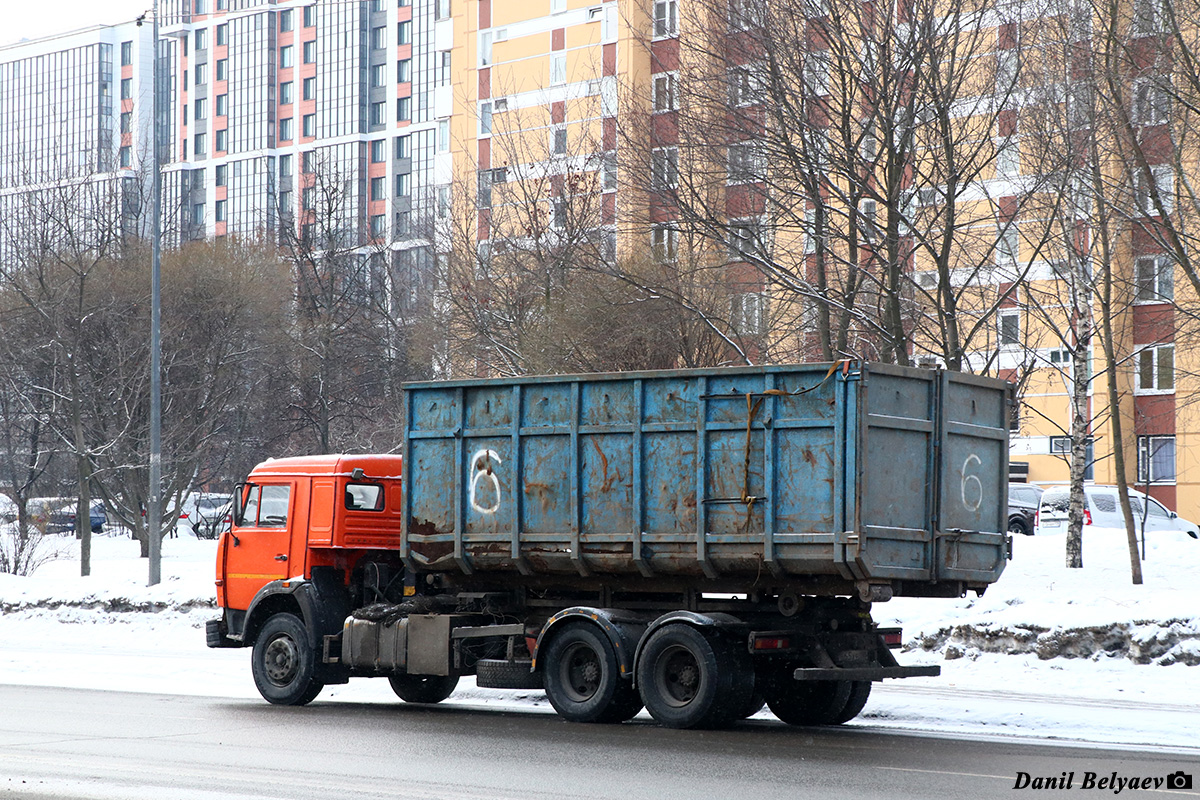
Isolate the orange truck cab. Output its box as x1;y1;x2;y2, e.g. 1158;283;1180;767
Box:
209;454;408;700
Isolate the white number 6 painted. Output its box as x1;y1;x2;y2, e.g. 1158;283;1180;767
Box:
469;449;503;515
961;453;983;512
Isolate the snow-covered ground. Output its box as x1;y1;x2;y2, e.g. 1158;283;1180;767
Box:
0;526;1197;752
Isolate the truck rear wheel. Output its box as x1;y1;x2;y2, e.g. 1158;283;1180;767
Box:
834;680;872;723
765;678;852;726
251;613;324;706
388;674;459;704
637;624;752;729
543;623;642;723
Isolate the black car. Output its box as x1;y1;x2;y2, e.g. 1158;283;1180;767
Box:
1007;483;1043;536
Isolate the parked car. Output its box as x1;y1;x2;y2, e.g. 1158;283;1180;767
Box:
43;500;107;534
181;493;233;539
192;499;232;539
1007;483;1043;535
1036;485;1200;539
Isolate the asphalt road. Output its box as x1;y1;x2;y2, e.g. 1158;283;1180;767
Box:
0;685;1196;800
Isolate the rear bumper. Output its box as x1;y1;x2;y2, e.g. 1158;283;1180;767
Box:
793;665;941;681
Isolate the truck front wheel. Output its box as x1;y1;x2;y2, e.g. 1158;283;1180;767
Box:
251;613;324;706
388;674;459;704
543;623;642;723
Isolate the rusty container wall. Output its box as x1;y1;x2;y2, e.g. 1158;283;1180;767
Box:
401;363;1011;594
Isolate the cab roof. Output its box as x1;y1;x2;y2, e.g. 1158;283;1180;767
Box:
247;454;403;480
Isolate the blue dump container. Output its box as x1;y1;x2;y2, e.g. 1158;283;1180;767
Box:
402;361;1011;599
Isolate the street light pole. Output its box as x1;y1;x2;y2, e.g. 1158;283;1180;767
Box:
140;6;163;586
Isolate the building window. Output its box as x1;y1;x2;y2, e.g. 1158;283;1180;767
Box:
281;45;294;68
1136;256;1173;303
281;81;293;105
193;97;206;120
1138;436;1176;483
195;28;208;50
216;164;227;186
371;101;386;126
435;0;452;18
303;187;315;210
396;211;410;236
217;23;228;46
732;292;767;335
553;126;567;154
215;129;227;152
551;54;566;85
996;227;1019;269
121;77;132;100
194;132;207;157
395;135;411;159
729;218;764;259
304;40;316;64
120;146;131;168
374;26;388;49
654;0;678;37
480;32;492;66
302;151;315;173
398;58;411;82
195;63;207;85
280;118;293;141
1133;166;1174;216
120;111;132;133
280;154;293;177
397;97;411;121
1137;344;1174;392
371;176;386;201
398;21;411;44
279;189;292;214
193;202;205;225
653;72;677;112
395;172;411;196
438;119;450;152
303;76;316;100
1133;80;1169;124
371;214;386;238
304;4;316;27
728;140;765;184
216;59;227;81
998;309;1020;346
121;41;133;66
651;147;678;189
372;64;387;88
652;225;677;262
280;9;293;32
728;0;764;30
303;114;315;137
371;140;386;163
437;186;451;218
602;152;617;190
480;102;492;135
215;199;226;222
552;0;566;11
216;94;228;116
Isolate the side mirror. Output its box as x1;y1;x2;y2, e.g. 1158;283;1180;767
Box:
1170;511;1178;519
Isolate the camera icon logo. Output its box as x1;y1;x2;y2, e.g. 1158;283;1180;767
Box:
1167;771;1193;790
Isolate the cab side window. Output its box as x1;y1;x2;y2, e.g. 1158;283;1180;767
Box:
239;484;291;527
345;482;384;511
259;485;291;527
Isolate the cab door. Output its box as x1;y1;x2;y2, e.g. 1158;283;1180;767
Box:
222;482;297;611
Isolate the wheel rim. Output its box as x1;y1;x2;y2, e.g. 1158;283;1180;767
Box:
654;644;701;708
263;634;300;686
559;641;603;703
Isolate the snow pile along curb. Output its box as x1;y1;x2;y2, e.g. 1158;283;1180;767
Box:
907;617;1200;665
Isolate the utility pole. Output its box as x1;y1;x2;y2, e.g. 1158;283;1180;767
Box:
139;6;163;586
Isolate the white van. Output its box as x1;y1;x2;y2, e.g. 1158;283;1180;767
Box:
1036;485;1200;539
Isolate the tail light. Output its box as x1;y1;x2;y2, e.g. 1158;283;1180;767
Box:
1084;508;1093;526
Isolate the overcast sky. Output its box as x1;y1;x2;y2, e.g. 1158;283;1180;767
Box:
4;1;151;48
